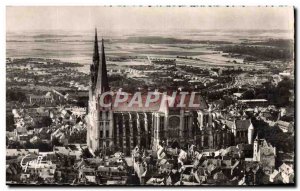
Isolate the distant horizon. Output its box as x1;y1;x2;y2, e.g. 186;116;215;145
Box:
6;28;294;33
7;6;294;33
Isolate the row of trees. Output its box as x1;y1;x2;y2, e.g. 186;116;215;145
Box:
251;118;294;153
243;78;293;107
216;44;293;61
6;89;27;102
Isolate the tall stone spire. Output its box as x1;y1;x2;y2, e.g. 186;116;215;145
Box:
95;38;109;94
90;28;100;91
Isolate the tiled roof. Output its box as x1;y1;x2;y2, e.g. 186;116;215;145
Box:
235;120;251;130
224;120;234;129
277;120;291;127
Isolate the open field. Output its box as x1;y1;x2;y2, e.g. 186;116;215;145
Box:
7;30;293;74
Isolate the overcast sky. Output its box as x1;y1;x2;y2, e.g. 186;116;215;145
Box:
6;6;294;33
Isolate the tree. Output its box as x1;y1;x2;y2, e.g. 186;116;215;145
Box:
80;148;93;159
94;149;102;157
6;89;27;102
272;78;293;107
6;114;16;132
76;97;88;107
34;142;52;152
23;142;34;149
7;140;21;149
242;89;255;99
52;137;63;146
36;116;52;128
252;118;294;153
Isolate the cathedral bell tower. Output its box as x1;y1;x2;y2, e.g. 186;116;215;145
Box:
87;29;113;154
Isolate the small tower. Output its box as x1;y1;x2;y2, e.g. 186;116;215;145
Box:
253;134;259;161
232;119;237;137
247;119;254;144
197;111;204;130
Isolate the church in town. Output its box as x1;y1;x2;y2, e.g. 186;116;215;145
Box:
86;29;255;156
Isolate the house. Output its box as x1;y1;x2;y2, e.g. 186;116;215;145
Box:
233;93;243;98
29;93;53;105
269;170;282;183
174;180;200;185
53;144;83;159
23;160;56;183
238;99;268;107
235;120;253;144
6;149;39;157
213;171;228;183
279;163;294;184
67;107;87;117
51;129;68;145
245;161;267;185
61;109;72;119
30;136;41;144
236;144;253;158
193;167;207;184
78;167;97;184
39;166;56;182
253;138;276;174
98;165;127;177
20;173;31;182
146;177;165;185
225;119;255;145
276;120;294;133
133;157;146;182
106;180;126;185
166;169;181;185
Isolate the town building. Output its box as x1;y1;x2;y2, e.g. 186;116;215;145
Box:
276;120;294;133
253;138;276;174
29;92;53;105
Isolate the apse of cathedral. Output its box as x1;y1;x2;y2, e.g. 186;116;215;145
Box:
87;29;255;156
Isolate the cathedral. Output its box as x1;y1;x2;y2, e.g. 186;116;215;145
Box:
87;29;254;156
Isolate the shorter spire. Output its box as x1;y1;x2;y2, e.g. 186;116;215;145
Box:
93;28;99;63
95;37;109;94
